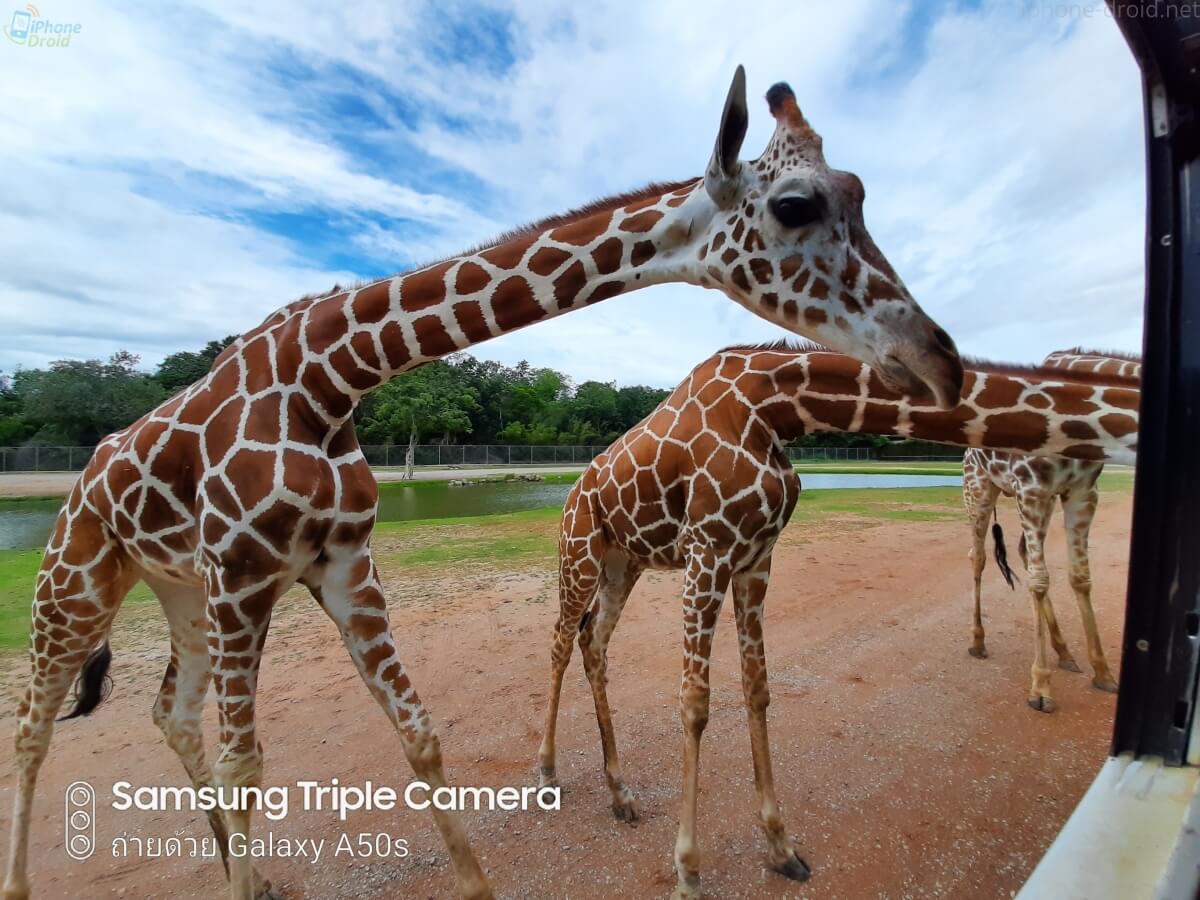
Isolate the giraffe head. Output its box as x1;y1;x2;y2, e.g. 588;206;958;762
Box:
688;66;963;408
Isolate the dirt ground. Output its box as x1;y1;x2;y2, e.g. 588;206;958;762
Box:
0;493;1133;899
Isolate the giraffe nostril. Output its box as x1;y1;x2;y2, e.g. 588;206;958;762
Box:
932;327;956;354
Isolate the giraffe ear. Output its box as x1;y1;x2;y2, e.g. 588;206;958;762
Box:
705;64;748;209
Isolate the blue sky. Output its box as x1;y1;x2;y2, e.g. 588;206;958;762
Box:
0;0;1144;387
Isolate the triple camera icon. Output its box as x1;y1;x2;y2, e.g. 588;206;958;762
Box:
64;781;96;861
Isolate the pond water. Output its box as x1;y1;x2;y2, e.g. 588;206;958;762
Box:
0;473;962;551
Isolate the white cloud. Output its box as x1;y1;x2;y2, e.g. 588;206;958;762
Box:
0;0;1145;387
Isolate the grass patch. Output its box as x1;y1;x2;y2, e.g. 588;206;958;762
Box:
375;505;562;532
375;507;560;571
792;486;963;523
0;550;42;650
389;532;556;568
0;549;157;652
1098;469;1135;492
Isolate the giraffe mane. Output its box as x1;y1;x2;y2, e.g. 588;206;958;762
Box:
293;178;701;304
719;338;829;354
467;177;699;251
962;356;1141;387
717;343;1139;388
1050;346;1143;363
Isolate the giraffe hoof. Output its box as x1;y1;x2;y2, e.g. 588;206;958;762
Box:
670;880;702;900
968;645;989;659
1027;696;1057;714
1058;658;1083;673
3;884;30;900
253;871;284;900
770;850;813;882
538;767;559;790
1092;676;1119;693
611;791;640;824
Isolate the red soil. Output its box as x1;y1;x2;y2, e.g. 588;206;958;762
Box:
0;493;1133;899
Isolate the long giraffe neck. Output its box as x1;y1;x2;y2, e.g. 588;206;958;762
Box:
222;180;704;428
726;348;1138;465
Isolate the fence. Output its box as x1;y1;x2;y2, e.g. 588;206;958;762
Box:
360;444;611;468
0;442;965;473
785;446;874;462
0;444;614;473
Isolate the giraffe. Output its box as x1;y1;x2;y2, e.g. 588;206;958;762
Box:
536;344;1138;900
963;348;1141;712
3;69;965;900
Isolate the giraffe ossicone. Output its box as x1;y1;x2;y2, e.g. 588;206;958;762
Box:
6;68;962;900
539;344;1139;899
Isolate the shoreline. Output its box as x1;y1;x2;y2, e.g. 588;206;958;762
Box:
0;460;976;501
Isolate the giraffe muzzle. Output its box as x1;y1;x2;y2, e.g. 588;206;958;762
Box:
878;329;964;410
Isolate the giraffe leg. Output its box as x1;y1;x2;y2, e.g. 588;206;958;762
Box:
4;507;138;900
577;553;642;822
1061;488;1118;692
671;549;731;900
963;480;998;660
1042;592;1081;673
731;555;810;882
144;577;274;897
537;487;606;790
304;547;493;900
1015;494;1062;712
202;561;289;900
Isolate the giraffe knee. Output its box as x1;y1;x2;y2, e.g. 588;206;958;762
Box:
747;685;770;714
403;730;445;775
1026;570;1050;593
156;711;204;760
1068;573;1092;592
679;684;710;733
151;685;174;735
213;749;263;790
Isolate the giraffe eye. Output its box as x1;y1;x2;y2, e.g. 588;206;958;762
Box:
769;194;824;229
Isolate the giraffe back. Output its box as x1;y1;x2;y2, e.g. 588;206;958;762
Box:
566;352;800;572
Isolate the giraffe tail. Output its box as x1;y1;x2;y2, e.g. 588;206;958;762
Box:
990;513;1019;591
58;642;114;720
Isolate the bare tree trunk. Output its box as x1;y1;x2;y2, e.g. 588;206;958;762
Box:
405;422;417;481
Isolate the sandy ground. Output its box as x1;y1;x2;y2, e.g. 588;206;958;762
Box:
0;467;592;498
0;493;1133;899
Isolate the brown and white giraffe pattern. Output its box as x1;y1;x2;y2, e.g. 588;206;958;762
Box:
536;346;1139;900
4;71;967;900
963;349;1141;713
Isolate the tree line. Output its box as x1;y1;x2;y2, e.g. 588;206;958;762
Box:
0;338;672;450
0;338;892;455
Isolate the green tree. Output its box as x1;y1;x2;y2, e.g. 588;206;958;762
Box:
615;384;670;429
449;355;511;442
14;352;166;445
155;336;237;394
0;374;33;446
571;381;619;432
359;362;480;479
